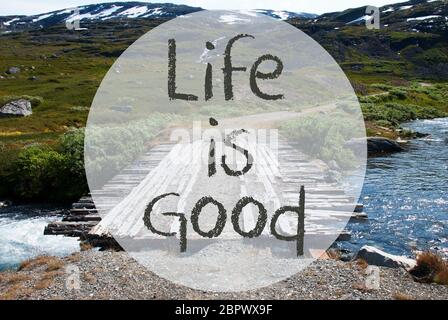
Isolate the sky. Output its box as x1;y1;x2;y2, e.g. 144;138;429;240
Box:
1;0;410;16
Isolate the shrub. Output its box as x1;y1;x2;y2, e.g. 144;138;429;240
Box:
351;81;368;96
359;95;389;104
12;145;65;200
371;83;393;91
361;103;446;127
56;128;88;200
11;129;88;202
9;112;177;202
389;88;407;100
409;252;448;285
373;120;393;128
85;113;177;188
280;114;361;169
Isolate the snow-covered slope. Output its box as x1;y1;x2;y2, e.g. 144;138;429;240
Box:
2;0;444;34
250;9;318;20
0;2;201;30
314;0;447;32
0;2;316;31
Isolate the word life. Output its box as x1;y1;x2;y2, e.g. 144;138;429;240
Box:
168;34;285;101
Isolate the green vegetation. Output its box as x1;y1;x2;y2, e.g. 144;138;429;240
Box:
360;83;448;128
85;113;178;189
0;19;447;202
6;129;87;202
362;102;445;127
280;113;361;169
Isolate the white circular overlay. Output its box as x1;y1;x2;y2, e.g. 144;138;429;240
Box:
85;10;367;292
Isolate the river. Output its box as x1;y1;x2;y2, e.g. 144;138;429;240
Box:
1;118;447;271
0;205;79;271
344;118;448;257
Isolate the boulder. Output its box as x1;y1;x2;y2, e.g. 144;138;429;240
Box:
0;99;32;117
367;137;404;155
6;66;20;74
346;137;404;156
354;245;416;270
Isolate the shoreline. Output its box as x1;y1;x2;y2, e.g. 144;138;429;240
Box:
1;144;447;298
1;250;447;300
0;129;443;261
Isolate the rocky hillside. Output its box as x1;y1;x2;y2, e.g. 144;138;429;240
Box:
0;1;446;82
0;2;317;31
291;0;448;81
0;2;201;31
314;0;447;33
1;0;444;33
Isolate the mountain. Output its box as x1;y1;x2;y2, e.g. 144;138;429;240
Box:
290;0;448;80
1;0;444;34
0;2;317;31
0;0;446;80
313;0;447;33
0;2;201;31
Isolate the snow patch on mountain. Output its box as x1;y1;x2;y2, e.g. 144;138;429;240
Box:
3;18;20;26
142;8;164;17
272;10;290;20
118;6;150;18
66;5;124;22
33;14;53;23
219;14;251;24
252;9;318;20
347;15;371;25
407;15;442;21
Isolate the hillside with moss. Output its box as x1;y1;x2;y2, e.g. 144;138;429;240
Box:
0;1;447;202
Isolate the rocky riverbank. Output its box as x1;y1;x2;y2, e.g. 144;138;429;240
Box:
1;250;447;300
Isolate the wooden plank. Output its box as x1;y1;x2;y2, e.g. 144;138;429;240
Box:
47;138;365;248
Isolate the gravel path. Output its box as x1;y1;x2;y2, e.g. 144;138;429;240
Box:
1;250;447;300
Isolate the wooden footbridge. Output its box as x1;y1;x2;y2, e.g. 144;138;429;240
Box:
45;137;366;252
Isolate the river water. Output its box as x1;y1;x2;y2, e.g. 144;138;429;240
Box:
0;118;447;271
0;205;79;271
344;118;448;257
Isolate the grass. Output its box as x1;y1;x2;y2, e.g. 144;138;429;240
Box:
0;263;64;299
393;292;414;300
0;283;33;300
356;259;369;270
1;256;64;299
18;256;64;272
0;272;31;285
361;82;448;126
66;252;81;263
409;251;448;285
80;242;93;251
1;19;448;202
35;271;63;290
326;248;342;260
0;20;162;135
82;272;96;284
352;282;374;293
